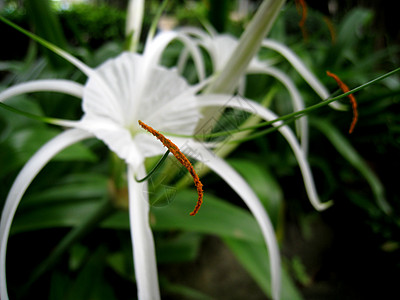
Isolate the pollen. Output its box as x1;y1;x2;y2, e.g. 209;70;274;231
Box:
138;120;203;216
326;71;358;134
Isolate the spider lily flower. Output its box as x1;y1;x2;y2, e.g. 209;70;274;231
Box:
0;32;204;300
176;29;336;210
0;18;281;300
178;26;347;156
0;44;281;299
0;1;332;299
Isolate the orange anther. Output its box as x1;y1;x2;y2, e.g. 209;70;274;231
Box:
138;120;203;215
326;71;358;134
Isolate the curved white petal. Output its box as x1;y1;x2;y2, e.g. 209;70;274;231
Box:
0;79;84;102
197;95;333;211
205;0;285;94
248;65;309;154
182;141;281;300
51;47;94;77
0;128;93;300
261;39;347;111
143;31;206;82
126;0;144;52
127;162;160;300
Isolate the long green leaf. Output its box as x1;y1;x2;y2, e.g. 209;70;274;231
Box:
228;158;283;228
312;118;391;214
103;189;265;244
223;237;303;300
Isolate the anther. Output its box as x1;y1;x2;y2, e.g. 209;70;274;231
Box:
138;120;203;215
326;71;358;134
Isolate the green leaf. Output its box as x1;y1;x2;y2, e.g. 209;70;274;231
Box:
228;158;283;227
161;277;214;300
23;173;108;206
223;237;303;300
49;271;71;300
312;118;391;214
11;200;102;234
107;252;135;282
64;246;117;300
324;8;373;67
156;232;202;263
103;189;265;244
11;173;109;234
8;126;96;164
25;0;68;68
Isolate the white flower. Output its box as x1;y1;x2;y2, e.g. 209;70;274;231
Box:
0;31;285;300
0;1;333;299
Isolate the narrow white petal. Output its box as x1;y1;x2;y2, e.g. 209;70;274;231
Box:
261;39;347;111
248;65;309;154
0;128;92;300
205;0;285;94
182;142;281;300
197;95;333;211
0;80;84;102
143;31;206;82
52;47;94;77
127;163;160;300
126;0;144;52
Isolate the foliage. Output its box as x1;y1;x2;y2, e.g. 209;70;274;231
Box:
1;1;400;299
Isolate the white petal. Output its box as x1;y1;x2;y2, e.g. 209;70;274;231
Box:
50;47;94;77
126;0;144;52
77;118;144;166
83;52;200;133
127;163;160;300
0;128;93;300
261;39;347;111
196;95;333;211
81;52;203;164
143;31;206;82
205;0;285;94
182;141;281;300
0;79;84;102
207;34;241;72
248;65;309;154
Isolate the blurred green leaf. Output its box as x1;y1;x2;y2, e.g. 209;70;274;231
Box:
11;200;101;234
69;243;90;271
324;8;373;67
156;232;202;263
107;252;135;282
161;277;214;300
228;158;283;227
224;237;303;300
103;189;265;244
65;246;117;300
290;255;311;286
23;173;107;206
25;0;68;68
312;118;391;214
49;271;71;300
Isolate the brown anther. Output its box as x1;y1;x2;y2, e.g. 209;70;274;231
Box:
326;71;358;134
138;120;203;215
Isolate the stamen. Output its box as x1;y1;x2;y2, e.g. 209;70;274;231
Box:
138;120;203;215
326;71;358;134
295;0;308;41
